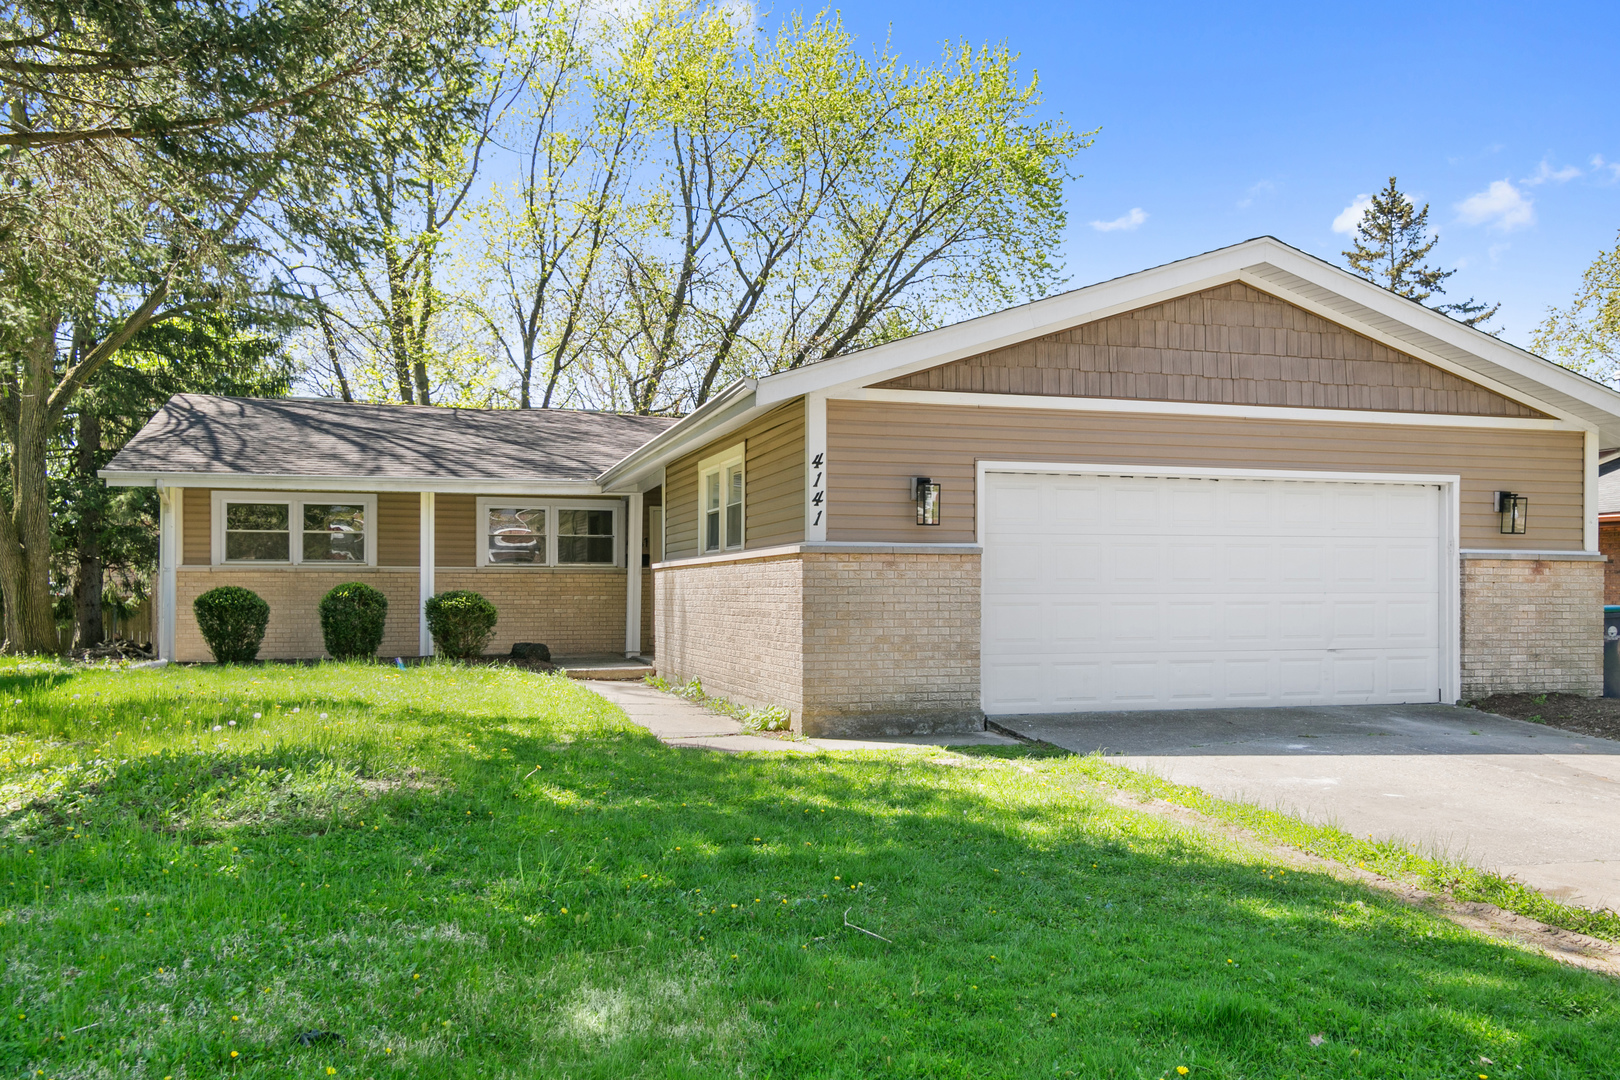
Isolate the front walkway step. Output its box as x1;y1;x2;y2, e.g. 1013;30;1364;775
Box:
558;655;656;681
586;680;1023;753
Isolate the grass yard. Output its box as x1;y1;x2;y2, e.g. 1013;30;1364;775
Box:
1;662;1616;1079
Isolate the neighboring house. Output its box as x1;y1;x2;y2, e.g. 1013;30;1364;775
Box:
1599;457;1620;603
104;237;1620;736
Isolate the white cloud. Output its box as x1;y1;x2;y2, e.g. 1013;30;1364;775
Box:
1523;159;1581;186
1237;180;1275;210
1330;193;1372;235
1592;155;1620;183
1090;208;1147;232
1455;180;1535;231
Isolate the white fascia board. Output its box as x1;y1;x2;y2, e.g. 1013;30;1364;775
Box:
850;388;1585;432
98;471;605;496
596;380;761;492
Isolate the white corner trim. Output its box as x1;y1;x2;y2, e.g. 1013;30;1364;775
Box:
1586;429;1600;552
806;393;828;541
625;492;644;656
973;460;1464;703
418;492;435;656
848;387;1585;432
158;487;179;661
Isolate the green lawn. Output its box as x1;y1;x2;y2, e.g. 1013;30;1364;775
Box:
1;661;1615;1079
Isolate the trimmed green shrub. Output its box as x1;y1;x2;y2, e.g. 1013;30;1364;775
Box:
193;586;270;663
424;590;498;660
318;581;389;660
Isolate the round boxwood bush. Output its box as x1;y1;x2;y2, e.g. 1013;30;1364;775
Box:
424;590;498;660
319;581;389;660
193;586;270;663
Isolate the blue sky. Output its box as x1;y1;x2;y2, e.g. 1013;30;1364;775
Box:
815;0;1620;348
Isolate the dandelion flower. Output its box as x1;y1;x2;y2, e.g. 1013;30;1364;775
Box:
228;720;237;726
230;1051;239;1058
560;908;567;914
320;712;329;719
1177;1069;1188;1076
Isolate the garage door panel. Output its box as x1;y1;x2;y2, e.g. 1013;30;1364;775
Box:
982;472;1445;713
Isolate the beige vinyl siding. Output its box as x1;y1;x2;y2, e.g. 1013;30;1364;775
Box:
376;492;420;566
182;488;212;565
877;281;1545;418
435;494;477;567
827;400;1586;550
664;399;806;559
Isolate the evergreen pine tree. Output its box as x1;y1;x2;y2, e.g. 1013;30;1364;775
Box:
1342;177;1500;329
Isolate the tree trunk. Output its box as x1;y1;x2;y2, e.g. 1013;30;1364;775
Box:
0;313;67;653
74;407;104;647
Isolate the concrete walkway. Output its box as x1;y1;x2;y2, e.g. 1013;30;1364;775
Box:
995;703;1620;913
586;680;1020;753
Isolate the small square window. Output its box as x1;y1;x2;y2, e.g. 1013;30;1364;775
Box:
303;503;365;562
224;502;290;561
558;508;615;564
488;507;545;564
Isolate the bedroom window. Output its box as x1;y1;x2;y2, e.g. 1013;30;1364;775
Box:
303;503;366;562
475;499;620;567
213;492;374;565
486;507;546;564
224;502;290;561
558;508;615;564
699;445;745;554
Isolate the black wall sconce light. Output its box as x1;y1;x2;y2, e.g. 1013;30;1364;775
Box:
1495;490;1528;534
914;477;941;526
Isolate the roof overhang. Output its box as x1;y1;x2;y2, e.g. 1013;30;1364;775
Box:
597;379;761;492
98;471;607;496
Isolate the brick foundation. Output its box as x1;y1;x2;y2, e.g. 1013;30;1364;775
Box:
176;568;420;662
1459;556;1603;697
175;565;650;662
654;545;981;737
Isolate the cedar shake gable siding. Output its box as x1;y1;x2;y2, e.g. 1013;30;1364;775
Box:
875;281;1546;418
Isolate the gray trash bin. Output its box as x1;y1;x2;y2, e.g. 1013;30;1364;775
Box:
1605;606;1620;698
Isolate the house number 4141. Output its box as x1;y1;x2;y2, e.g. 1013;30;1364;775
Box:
810;452;825;527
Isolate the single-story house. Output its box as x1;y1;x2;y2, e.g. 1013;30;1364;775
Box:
104;236;1620;735
1598;457;1620;603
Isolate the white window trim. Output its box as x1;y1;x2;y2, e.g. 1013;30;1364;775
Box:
474;497;624;568
697;443;745;554
210;490;377;567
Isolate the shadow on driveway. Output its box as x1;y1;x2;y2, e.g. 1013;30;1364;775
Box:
993;703;1620;912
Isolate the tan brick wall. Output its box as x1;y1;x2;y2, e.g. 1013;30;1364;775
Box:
653;548;982;737
655;554;805;718
176;566;644;661
434;568;631;657
176;568;420;662
800;551;981;736
1460;557;1603;697
1601;525;1620;604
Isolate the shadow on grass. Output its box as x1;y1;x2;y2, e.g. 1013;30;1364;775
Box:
1;667;1616;1078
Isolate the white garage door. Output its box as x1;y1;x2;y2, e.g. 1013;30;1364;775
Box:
981;471;1446;714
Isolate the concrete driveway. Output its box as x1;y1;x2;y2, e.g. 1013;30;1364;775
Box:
994;704;1620;913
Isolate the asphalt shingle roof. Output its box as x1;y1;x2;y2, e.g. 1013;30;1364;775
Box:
103;395;678;483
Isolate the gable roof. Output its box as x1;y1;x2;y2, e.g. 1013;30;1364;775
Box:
102;394;678;491
599;236;1620;489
